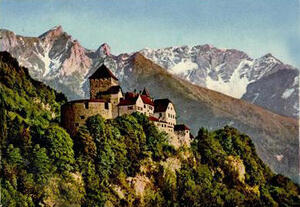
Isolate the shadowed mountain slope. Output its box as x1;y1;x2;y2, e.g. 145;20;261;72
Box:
111;53;299;182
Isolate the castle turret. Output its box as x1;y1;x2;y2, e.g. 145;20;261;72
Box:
89;64;119;100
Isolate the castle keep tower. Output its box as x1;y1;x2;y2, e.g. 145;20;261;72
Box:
89;64;119;100
89;64;123;117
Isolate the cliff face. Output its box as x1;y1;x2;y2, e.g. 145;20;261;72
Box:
0;27;93;98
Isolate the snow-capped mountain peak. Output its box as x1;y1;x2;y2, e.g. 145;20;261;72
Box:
0;28;298;118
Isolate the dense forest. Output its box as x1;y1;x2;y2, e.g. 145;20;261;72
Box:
1;51;299;206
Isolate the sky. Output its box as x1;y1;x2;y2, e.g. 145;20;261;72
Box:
1;0;299;67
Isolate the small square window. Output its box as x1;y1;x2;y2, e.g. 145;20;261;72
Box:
80;115;85;119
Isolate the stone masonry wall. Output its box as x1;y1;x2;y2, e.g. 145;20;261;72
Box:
90;78;119;99
61;100;112;136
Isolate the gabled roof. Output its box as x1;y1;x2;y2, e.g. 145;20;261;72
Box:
96;86;122;97
118;99;137;106
154;99;172;113
118;92;154;106
174;124;190;131
148;116;159;122
106;85;122;94
118;92;139;106
141;95;154;106
142;88;151;97
89;64;118;80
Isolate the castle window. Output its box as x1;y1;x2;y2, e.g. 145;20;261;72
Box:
128;106;133;110
84;102;89;109
159;113;162;117
80;115;85;120
105;102;109;110
144;105;146;108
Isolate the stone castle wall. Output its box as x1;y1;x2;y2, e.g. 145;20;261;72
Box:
153;121;174;134
90;78;119;99
61;100;112;136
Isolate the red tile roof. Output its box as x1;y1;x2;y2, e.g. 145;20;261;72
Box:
118;98;137;106
118;92;138;106
141;95;154;106
149;116;159;122
118;92;154;106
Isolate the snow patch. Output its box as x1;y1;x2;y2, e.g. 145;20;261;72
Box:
251;93;260;103
293;76;299;86
275;154;284;162
35;44;52;77
281;88;295;99
51;54;63;73
214;63;225;72
206;60;252;98
170;60;198;74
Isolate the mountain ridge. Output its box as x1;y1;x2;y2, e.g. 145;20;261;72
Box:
1;26;298;118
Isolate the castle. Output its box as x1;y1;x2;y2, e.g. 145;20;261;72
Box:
61;65;191;146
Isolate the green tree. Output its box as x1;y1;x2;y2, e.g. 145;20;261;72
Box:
30;144;52;184
43;125;75;172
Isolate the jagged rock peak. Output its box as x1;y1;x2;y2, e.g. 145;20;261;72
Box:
95;43;111;57
258;53;282;64
39;25;65;40
0;28;16;36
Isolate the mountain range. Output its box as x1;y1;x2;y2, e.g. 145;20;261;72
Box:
0;26;299;182
1;26;298;119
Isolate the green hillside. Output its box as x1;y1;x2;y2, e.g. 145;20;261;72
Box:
0;51;299;206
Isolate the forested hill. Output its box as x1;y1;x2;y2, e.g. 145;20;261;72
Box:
1;51;299;206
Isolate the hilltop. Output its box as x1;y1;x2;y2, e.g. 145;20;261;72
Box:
1;51;300;206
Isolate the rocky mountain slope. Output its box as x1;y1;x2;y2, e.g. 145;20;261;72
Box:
0;26;299;181
140;46;299;118
0;26;94;99
0;26;298;118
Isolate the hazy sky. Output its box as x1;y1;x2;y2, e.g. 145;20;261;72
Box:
1;0;299;67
